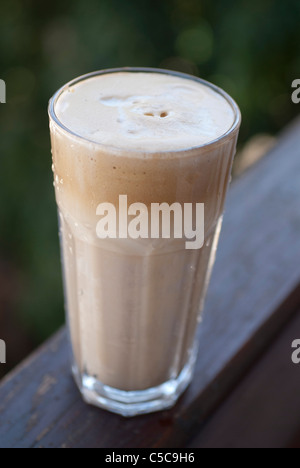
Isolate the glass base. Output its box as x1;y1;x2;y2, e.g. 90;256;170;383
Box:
72;349;197;417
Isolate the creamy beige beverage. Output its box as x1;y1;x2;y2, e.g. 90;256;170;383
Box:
49;69;240;414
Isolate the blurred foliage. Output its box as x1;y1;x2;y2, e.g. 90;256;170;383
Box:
0;0;299;344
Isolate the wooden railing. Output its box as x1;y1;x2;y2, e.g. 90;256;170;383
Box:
1;118;300;448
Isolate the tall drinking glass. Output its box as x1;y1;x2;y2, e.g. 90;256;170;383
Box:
48;68;241;416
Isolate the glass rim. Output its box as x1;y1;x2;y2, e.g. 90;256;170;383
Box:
48;67;241;155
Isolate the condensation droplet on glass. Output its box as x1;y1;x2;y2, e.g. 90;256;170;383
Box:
69;246;73;255
51;164;55;173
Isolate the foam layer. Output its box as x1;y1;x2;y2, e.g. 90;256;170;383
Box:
55;72;235;152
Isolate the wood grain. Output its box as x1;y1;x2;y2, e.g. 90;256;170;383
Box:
188;309;300;448
1;117;300;448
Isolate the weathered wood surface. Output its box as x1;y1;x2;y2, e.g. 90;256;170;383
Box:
188;309;300;448
1;118;300;448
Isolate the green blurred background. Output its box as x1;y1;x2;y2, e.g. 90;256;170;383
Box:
0;0;299;375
